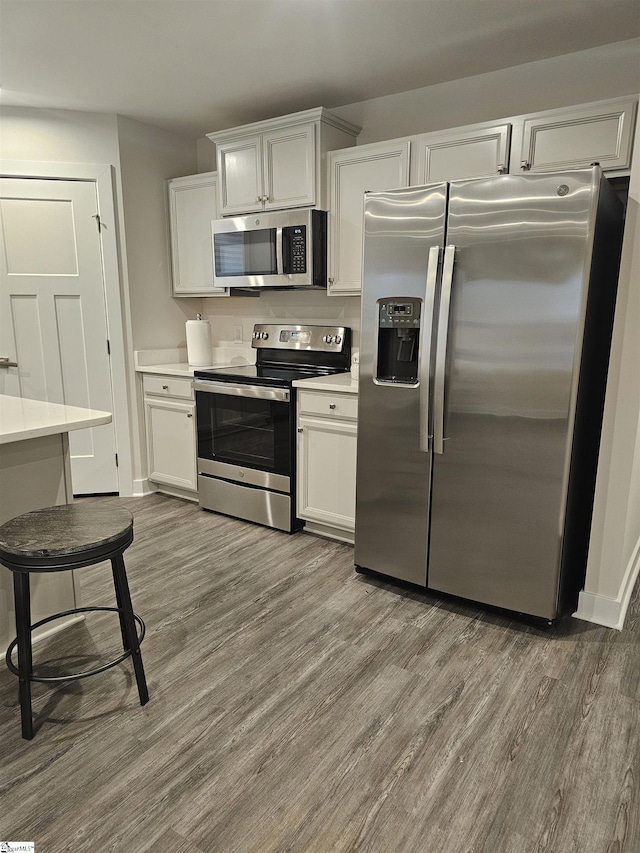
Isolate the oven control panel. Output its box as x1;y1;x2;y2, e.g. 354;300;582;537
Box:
252;324;349;352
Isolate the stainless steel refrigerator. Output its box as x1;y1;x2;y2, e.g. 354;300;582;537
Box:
354;167;624;622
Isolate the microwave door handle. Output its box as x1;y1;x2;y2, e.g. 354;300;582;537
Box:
419;245;441;453
276;226;284;275
433;245;455;455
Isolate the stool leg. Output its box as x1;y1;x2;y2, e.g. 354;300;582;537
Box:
111;564;130;652
13;571;34;740
111;554;149;706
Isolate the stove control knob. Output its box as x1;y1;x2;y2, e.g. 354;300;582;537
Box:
261;332;269;340
323;334;330;343
335;335;342;345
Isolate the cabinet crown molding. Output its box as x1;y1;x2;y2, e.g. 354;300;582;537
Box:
206;107;361;143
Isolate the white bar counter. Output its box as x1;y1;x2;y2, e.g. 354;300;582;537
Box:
0;395;112;647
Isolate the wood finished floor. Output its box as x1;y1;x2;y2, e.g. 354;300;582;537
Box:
1;493;639;852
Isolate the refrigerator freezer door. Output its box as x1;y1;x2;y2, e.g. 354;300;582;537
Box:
427;170;598;619
355;185;447;585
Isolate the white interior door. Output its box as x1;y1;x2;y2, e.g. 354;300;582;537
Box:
0;177;118;494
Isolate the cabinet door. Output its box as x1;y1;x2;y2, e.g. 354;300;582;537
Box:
263;122;316;210
297;415;357;532
411;124;510;184
145;398;197;491
328;140;411;296
518;99;637;173
168;174;228;297
216;135;263;215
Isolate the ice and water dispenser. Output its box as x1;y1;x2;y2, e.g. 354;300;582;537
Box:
376;297;422;384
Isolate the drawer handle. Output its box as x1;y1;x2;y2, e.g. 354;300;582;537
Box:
162;384;169;390
329;404;336;410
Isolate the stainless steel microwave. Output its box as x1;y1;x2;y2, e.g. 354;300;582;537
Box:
211;208;327;290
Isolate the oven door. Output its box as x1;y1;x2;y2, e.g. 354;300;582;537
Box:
194;380;292;489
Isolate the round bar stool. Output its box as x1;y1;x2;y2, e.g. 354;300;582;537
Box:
0;503;149;740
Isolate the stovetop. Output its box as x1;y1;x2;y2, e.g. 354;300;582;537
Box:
194;323;351;389
194;363;347;388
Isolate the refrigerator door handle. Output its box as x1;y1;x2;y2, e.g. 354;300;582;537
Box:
419;245;441;452
433;245;455;455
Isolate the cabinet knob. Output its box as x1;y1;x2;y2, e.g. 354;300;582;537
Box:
256;196;262;203
497;163;507;174
187;413;193;418
328;277;335;285
520;160;532;171
262;195;270;202
162;384;169;390
297;427;303;433
329;404;336;410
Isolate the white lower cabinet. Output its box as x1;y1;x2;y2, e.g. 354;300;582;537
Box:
143;374;198;499
297;388;358;542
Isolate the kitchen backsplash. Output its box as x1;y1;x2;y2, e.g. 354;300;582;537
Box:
199;291;361;349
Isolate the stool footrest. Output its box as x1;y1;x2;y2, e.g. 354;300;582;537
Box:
6;606;146;683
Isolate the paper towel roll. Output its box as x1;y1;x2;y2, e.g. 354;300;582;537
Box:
350;349;360;381
186;319;212;366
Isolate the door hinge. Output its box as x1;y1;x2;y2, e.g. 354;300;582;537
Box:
93;213;103;232
115;453;119;468
107;339;111;356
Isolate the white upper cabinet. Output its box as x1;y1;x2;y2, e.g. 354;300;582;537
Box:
216;125;314;215
262;123;316;210
208;108;360;217
328;139;411;296
515;98;637;174
215;135;263;215
410;123;511;184
167;171;228;297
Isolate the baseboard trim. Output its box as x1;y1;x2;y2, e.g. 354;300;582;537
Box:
303;520;354;545
574;536;640;630
132;478;157;497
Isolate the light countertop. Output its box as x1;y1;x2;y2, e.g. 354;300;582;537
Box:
293;373;359;393
136;362;199;377
0;395;112;444
134;347;254;376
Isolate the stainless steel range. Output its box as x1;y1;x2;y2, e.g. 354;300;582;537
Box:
194;324;351;532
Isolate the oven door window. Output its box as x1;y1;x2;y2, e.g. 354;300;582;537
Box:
214;229;277;277
196;391;291;475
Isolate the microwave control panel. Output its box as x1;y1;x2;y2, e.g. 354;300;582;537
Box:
283;225;307;274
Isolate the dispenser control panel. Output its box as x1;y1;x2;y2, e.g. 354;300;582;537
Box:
379;299;421;328
376;297;422;385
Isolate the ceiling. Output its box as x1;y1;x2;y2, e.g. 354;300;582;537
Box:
1;0;639;138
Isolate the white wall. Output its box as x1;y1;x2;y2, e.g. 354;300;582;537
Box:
116;115;199;350
578;122;640;627
331;38;640;144
0;106;121;163
200;290;361;350
115;116;199;490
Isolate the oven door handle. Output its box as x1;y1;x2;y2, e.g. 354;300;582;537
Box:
193;379;290;403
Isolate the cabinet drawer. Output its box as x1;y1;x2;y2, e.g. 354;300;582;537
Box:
143;374;194;400
298;390;358;420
